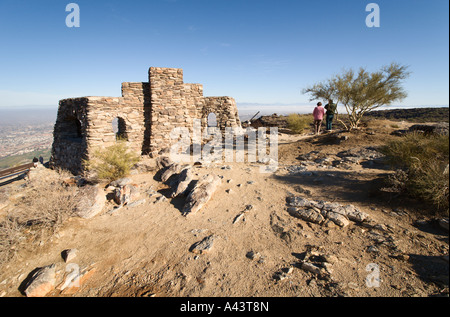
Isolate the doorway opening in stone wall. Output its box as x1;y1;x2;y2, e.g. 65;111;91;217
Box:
62;116;83;142
112;117;128;141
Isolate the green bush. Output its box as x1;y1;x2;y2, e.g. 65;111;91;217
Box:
286;114;313;134
84;141;140;182
380;132;449;214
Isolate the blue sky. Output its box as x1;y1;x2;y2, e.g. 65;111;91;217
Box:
0;0;448;113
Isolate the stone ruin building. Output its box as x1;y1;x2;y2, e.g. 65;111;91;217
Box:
50;67;241;175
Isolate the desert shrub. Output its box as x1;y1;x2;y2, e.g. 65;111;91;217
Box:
0;169;78;265
0;215;23;265
380;132;449;214
17;176;78;230
84;141;140;182
286;114;313;134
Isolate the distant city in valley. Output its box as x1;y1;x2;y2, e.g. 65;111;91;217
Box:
0;108;56;168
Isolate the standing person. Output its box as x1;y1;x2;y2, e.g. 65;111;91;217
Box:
313;102;325;135
324;99;337;131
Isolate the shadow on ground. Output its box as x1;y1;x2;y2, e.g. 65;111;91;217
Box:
273;170;432;213
408;254;449;290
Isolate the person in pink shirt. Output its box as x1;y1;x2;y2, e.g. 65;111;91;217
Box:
313;102;325;135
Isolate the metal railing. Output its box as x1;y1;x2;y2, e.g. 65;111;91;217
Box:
0;162;35;181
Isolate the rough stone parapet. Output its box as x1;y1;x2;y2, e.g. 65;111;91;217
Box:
50;66;241;175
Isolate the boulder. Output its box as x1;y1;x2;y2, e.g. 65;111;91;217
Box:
182;174;221;216
113;184;140;206
323;211;350;227
287;196;313;207
287;196;370;227
343;205;369;222
156;155;174;170
133;158;157;172
161;163;184;183
409;122;449;136
24;264;57;297
75;185;106;219
168;166;193;198
288;207;324;224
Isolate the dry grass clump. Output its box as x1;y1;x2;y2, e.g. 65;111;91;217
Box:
0;215;24;265
0;169;78;266
380;132;449;214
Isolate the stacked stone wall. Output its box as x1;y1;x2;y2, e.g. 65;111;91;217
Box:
50;66;241;175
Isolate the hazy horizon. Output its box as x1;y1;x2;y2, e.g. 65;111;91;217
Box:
0;104;448;124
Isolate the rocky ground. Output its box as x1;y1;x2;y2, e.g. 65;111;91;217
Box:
0;119;448;298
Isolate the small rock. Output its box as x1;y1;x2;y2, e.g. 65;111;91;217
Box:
438;218;449;231
390;253;409;261
373;224;389;232
109;177;132;187
233;213;244;224
301;262;323;275
321;254;338;264
367;246;379;253
61;249;78;263
246;251;260;260
154;195;167;203
293;186;311;196
189;235;216;255
283;267;294;274
273;271;288;281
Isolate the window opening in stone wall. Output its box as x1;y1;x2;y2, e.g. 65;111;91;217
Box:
112;117;128;141
207;113;217;127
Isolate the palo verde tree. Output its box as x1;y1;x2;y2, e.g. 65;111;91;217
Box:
302;63;411;130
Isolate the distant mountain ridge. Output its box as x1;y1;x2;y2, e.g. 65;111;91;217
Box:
365;107;449;123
